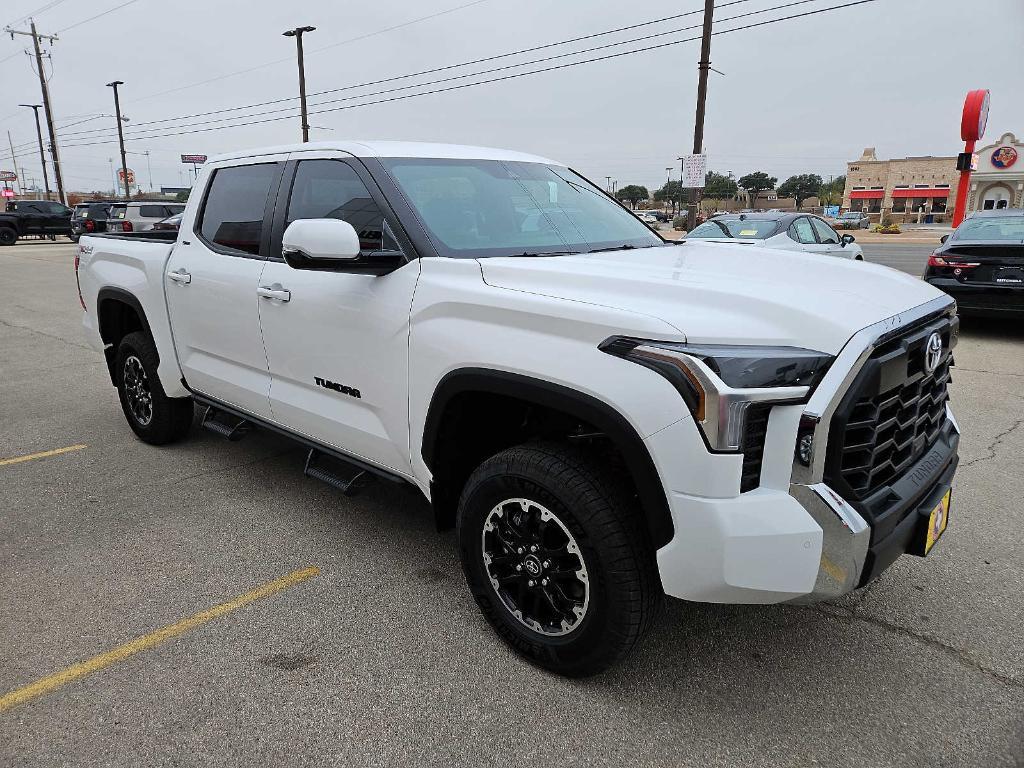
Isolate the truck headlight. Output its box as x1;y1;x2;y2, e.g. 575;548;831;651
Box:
600;337;834;452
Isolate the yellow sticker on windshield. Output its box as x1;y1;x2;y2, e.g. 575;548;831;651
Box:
739;229;758;236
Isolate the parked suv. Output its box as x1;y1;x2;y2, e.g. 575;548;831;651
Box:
0;199;73;244
78;141;960;676
70;201;113;242
106;201;186;233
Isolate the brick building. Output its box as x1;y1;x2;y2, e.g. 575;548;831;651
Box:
842;131;1024;223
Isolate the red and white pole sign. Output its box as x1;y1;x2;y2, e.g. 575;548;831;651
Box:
952;89;990;228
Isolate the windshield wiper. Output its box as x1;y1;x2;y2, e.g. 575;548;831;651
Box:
508;250;580;257
586;244;638;254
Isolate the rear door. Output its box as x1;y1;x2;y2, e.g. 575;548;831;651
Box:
257;152;420;475
164;157;285;418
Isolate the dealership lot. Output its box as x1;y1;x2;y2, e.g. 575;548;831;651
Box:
1;241;1022;766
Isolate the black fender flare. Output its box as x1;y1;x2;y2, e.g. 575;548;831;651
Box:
96;287;156;384
422;368;674;549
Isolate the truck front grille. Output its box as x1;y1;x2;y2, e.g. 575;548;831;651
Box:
826;316;956;503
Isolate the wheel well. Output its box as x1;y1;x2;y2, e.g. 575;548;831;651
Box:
97;291;153;384
423;370;674;549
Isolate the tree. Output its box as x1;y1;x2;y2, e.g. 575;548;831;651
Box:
818;174;846;206
654;180;683;213
175;189;190;203
702;171;738;210
777;174;823;209
737;171;777;205
615;184;649;209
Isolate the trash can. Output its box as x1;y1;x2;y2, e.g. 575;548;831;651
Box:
925;214;934;224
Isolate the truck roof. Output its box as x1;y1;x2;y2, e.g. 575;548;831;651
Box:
207;140;564;166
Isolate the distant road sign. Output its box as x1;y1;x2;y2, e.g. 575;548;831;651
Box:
181;154;207;164
118;168;136;184
0;170;17;181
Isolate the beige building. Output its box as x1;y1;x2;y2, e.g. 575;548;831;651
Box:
842;131;1024;223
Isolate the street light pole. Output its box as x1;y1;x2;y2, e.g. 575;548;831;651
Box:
283;26;316;143
106;80;130;200
686;0;715;231
18;104;50;199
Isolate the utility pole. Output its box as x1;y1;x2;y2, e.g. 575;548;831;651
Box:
7;131;23;195
7;22;66;203
686;0;715;231
18;104;51;199
106;81;131;200
283;26;316;143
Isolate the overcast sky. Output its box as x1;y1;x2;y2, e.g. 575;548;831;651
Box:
1;0;1022;194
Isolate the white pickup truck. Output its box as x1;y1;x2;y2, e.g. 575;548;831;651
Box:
78;141;961;676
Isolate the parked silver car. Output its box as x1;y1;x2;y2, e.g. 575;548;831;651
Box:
685;212;864;260
835;210;871;229
107;202;186;233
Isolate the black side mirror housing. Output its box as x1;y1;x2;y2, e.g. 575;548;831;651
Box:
940;234;950;244
841;234;856;246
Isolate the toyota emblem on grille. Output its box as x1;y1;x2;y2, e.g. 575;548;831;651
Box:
924;332;943;374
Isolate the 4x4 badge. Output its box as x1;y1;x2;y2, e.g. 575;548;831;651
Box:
924;332;942;374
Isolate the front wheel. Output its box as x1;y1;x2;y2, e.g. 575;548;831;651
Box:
457;442;661;677
115;331;194;445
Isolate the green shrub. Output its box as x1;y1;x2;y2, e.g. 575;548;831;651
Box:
872;223;901;234
673;215;687;231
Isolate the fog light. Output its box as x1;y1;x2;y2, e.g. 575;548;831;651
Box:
797;433;814;466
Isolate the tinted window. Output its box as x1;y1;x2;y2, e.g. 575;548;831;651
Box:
686;219;778;239
139;204;167;218
788;218;816;244
167;204;185;215
287;159;398;252
199;163;278;256
110;206;126;219
810;217;839;244
954;215;1024;242
382;158;661;258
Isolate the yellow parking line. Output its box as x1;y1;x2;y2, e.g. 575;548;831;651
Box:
0;566;320;713
0;444;87;467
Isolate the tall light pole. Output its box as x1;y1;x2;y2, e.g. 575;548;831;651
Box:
686;0;715;230
18;104;50;199
106;80;130;200
283;26;316;143
665;166;673;214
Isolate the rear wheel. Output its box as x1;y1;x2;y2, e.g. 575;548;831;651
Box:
115;331;193;445
457;442;661;677
0;227;17;246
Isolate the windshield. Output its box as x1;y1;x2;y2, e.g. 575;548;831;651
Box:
381;158;662;257
686;219;779;239
110;205;126;219
954;215;1024;242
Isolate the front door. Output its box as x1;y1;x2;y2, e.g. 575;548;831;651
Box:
788;216;821;253
258;154;420;476
164;158;285;418
809;217;845;257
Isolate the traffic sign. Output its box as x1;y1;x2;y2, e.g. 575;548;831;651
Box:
680;154;707;188
181;154;207;164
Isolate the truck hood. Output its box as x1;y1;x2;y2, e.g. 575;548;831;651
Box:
478;241;947;354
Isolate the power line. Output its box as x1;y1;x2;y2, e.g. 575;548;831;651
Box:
2;0;72;29
56;0;143;34
55;0;882;150
132;0;497;102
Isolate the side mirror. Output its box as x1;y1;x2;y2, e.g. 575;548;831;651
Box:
282;218;361;266
842;234;856;245
940;234;950;244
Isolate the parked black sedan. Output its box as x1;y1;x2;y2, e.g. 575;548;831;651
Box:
924;209;1024;317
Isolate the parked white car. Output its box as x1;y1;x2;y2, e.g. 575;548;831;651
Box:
78;141;957;676
687;212;864;260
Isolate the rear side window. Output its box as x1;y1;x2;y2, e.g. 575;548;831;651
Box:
139;204;167;218
198;163;279;256
286;159;399;252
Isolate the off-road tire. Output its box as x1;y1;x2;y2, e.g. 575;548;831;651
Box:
115;331;193;445
0;228;17;246
457;441;661;677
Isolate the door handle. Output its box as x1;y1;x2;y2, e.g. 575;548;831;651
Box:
167;268;191;284
257;284;291;302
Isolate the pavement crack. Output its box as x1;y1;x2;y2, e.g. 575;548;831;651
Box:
802;604;1022;689
954;366;1024;379
960;417;1024;470
0;316;92;350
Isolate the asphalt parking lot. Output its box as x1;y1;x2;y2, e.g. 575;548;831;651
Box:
2;240;1022;767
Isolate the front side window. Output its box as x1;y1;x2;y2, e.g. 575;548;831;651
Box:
287;160;398;253
686;219;778;239
198;163;278;256
788;218;816;244
810;217;839;244
381;158;661;258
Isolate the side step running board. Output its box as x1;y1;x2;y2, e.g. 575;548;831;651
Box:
303;449;373;496
201;406;252;441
